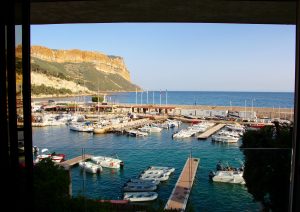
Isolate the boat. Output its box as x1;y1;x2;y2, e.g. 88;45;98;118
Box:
140;173;170;181
34;148;65;163
209;161;245;184
123;183;157;192
69;122;94;132
91;155;124;169
126;180;157;187
139;125;162;133
129;178;160;185
210;170;245;184
123;192;158;202
79;161;103;174
147;166;175;174
127;130;148;137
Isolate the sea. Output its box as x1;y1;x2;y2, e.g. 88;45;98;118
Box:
32;91;294;211
38;91;295;108
105;91;294;108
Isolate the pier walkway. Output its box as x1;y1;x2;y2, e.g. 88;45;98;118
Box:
197;123;225;139
165;157;200;211
60;154;93;169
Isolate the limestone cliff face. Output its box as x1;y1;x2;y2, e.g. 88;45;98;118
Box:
30;45;131;81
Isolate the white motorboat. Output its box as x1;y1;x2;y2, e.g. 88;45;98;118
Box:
123;184;157;192
209;161;245;184
148;166;175;174
123;192;158;202
79;161;103;174
210;170;245;184
91;155;124;169
69;122;94;132
129;178;160;185
139;125;162;133
127;130;148;137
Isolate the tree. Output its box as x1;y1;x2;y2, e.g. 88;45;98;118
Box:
34;159;70;211
91;96;103;102
240;122;292;211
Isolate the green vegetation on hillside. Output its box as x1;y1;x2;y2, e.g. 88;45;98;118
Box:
31;57;141;92
32;84;72;95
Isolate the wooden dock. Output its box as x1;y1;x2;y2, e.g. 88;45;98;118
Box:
60;154;93;169
197;123;225;139
165;157;200;211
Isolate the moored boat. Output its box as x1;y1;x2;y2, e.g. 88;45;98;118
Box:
91;155;124;169
140;173;170;181
34;148;65;164
210;170;245;184
79;161;103;174
209;161;245;184
147;166;175;174
129;178;160;185
123;184;157;192
123;192;158;202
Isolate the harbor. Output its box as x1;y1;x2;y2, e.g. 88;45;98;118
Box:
29;91;293;211
32;122;261;211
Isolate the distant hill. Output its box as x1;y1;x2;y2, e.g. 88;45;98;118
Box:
16;45;142;95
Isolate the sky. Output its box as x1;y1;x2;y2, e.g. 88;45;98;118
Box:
31;23;295;92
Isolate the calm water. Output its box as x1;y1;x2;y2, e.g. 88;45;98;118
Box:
34;91;294;108
105;91;294;108
33;124;267;211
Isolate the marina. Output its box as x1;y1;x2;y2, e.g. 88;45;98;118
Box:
165;157;200;211
30;91;294;211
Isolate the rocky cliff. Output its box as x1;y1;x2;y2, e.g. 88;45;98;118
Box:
30;45;131;81
15;45;141;94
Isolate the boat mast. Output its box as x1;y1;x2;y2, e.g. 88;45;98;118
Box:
147;90;149;104
97;80;100;114
136;88;137;105
160;90;162;106
166;89;167;105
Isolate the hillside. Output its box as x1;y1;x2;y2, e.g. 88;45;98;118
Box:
16;45;142;95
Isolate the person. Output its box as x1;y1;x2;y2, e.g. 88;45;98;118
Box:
216;161;223;171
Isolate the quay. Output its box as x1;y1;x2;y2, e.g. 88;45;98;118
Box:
60;154;93;168
165;157;200;211
197;123;225;139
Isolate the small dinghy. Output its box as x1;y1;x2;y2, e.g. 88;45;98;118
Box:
147;166;175;174
123;192;158;202
123;184;157;192
140;173;170;182
79;161;103;174
129;178;160;185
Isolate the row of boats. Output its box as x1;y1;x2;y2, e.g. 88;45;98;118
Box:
34;149;124;174
172;122;215;139
123;166;175;202
211;124;245;143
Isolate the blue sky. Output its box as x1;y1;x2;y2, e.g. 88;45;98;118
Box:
31;23;295;92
